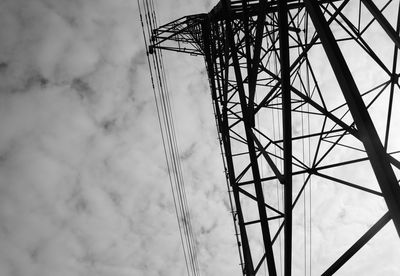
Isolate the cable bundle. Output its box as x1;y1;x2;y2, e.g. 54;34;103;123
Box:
138;1;201;275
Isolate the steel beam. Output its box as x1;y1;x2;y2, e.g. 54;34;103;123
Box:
322;212;391;275
223;1;277;274
361;0;400;49
203;19;255;276
278;1;293;275
248;0;268;127
304;0;400;236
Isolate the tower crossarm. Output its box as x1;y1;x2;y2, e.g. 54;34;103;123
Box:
149;14;208;55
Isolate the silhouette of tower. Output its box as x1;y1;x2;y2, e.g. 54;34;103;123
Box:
147;0;400;275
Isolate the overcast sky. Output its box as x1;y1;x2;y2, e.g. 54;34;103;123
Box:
0;0;240;275
0;0;400;275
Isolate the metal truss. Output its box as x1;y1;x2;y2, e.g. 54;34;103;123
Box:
149;0;400;275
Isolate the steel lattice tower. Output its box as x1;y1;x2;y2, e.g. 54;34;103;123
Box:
149;0;400;275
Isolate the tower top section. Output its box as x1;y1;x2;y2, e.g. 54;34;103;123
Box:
149;0;336;55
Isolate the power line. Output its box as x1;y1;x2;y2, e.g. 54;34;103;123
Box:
138;1;201;275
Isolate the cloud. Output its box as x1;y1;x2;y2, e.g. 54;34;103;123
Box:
0;0;245;275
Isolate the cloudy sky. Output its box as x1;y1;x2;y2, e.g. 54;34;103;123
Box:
0;0;240;275
0;0;400;275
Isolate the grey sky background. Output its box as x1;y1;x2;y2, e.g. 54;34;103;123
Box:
0;0;400;275
0;0;239;275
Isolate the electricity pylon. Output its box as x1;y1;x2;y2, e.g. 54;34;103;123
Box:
149;0;400;275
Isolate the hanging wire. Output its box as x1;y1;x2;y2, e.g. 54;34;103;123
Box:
138;1;201;275
295;5;308;275
304;9;313;276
